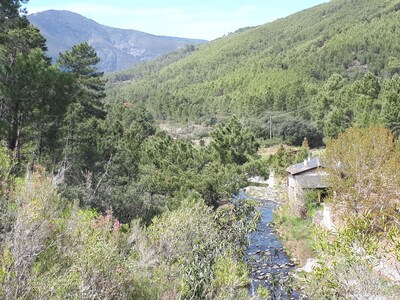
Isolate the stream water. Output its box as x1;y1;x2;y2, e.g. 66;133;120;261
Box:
238;190;301;299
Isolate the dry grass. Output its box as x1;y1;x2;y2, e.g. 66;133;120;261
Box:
257;146;284;157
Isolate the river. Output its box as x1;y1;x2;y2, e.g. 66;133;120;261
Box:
238;189;302;299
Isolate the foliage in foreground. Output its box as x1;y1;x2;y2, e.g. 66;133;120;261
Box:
325;126;400;224
0;169;259;299
299;126;400;299
0;6;267;296
302;217;400;300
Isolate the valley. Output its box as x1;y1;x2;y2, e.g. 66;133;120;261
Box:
0;0;400;299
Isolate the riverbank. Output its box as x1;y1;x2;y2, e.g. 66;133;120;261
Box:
242;174;309;299
273;204;315;266
245;200;298;299
245;176;315;267
261;180;400;300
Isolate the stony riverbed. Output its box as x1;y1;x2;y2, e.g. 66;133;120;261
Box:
238;185;302;299
247;200;299;299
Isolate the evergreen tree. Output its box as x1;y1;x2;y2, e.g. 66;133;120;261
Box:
210;117;259;165
381;75;400;136
0;0;63;162
56;43;107;182
57;42;106;119
352;73;381;127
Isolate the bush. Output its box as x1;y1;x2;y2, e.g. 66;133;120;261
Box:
325;126;400;223
279;118;323;147
302;217;398;300
0;145;16;242
269;145;309;177
0;160;260;299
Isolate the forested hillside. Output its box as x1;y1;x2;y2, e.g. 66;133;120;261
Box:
107;0;400;142
1;0;400;299
0;2;272;298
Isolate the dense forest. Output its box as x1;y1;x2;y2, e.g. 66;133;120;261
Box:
1;0;400;299
107;0;400;144
0;1;275;298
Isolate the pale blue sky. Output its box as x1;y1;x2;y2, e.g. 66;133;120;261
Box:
26;0;328;40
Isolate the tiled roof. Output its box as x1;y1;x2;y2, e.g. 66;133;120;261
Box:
286;157;324;175
296;173;329;189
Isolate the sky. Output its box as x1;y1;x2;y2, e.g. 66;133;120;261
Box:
26;0;328;40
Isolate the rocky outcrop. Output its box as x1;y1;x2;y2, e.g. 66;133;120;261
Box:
313;204;337;231
28;10;207;72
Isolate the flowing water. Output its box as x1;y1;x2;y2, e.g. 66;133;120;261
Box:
238;190;301;299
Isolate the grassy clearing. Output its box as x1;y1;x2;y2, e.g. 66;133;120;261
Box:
273;204;315;265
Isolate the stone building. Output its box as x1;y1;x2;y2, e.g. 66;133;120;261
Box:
286;157;329;205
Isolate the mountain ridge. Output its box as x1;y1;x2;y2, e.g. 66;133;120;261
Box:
106;0;400;132
28;10;207;72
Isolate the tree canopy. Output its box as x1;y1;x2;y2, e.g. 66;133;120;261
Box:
325;126;400;220
106;0;400;142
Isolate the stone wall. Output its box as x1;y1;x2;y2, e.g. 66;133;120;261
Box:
287;175;306;217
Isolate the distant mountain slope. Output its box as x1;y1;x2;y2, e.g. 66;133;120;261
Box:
28;10;207;72
107;0;400;127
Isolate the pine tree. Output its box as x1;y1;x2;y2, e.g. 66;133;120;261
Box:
57;42;106;119
210;117;259;165
381;75;400;136
0;0;53;160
